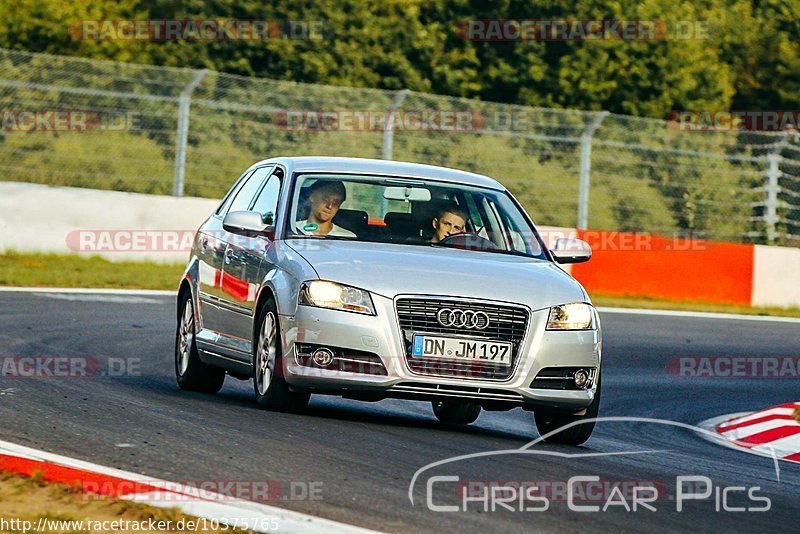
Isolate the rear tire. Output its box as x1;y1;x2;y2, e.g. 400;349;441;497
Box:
534;376;601;445
253;298;310;413
432;400;481;425
175;292;225;394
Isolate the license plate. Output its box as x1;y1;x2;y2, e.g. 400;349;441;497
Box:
412;335;512;366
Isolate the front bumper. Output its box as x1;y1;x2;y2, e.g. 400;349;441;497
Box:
281;294;601;410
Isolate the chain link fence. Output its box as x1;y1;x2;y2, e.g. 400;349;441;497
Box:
1;47;798;245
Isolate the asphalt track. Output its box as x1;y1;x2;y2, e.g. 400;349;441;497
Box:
1;290;799;532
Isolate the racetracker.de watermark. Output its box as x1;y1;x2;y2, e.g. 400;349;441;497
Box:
277;108;757;135
0;356;140;378
70;19;324;41
1;110;139;132
573;231;708;252
274;110;484;132
458;19;709;41
65;229;711;254
80;480;322;502
457;479;669;504
66;230;201;253
667;356;800;378
669;110;800;132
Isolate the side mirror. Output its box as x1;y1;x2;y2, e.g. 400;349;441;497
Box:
551;238;592;264
223;210;269;235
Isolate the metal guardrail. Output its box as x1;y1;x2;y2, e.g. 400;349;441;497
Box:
1;47;798;245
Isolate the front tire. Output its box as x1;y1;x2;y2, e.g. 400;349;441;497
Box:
534;376;601;445
432;400;481;425
175;292;225;394
253;298;310;412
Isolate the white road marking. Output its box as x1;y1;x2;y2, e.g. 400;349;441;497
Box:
751;433;800;457
697;414;784;461
0;286;173;296
720;418;799;440
37;293;162;304
719;407;797;427
37;293;161;304
598;306;800;323
699;413;800;468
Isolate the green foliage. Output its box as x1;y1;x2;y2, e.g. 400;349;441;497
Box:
3;131;175;194
1;0;797;117
0;0;795;242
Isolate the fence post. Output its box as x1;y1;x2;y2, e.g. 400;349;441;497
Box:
764;152;782;244
382;89;409;161
380;89;409;216
577;111;609;230
172;69;209;197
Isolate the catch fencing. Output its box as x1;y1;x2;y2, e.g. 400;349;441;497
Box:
1;47;798;245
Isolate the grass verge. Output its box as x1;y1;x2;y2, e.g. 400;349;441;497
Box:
0;471;249;533
1;251;799;318
0;251;183;291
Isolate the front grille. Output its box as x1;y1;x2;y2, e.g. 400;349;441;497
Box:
396;298;529;381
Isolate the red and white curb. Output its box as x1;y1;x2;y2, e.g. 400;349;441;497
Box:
0;439;379;533
700;402;800;464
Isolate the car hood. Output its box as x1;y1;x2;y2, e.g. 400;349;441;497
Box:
285;239;587;310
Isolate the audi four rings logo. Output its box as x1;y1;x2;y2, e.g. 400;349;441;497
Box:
436;308;490;330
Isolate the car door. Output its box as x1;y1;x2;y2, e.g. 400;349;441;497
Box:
197;168;256;335
202;166;271;346
216;165;278;353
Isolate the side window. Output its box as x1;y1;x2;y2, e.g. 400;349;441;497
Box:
227;166;273;213
250;169;283;225
216;169;254;216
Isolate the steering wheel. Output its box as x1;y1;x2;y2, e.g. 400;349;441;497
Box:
438;232;499;251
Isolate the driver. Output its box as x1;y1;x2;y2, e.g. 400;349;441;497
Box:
296;180;356;238
430;203;467;243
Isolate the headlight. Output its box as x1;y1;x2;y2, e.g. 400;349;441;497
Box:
299;281;376;315
546;303;594;330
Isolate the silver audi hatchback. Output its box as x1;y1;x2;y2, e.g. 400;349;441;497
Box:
176;157;601;444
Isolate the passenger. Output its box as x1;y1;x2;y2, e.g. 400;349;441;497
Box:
296;180;356;238
430;203;467;243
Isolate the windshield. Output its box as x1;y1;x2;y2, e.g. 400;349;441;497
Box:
284;173;547;259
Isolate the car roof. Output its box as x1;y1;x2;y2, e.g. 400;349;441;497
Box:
250;156;506;191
